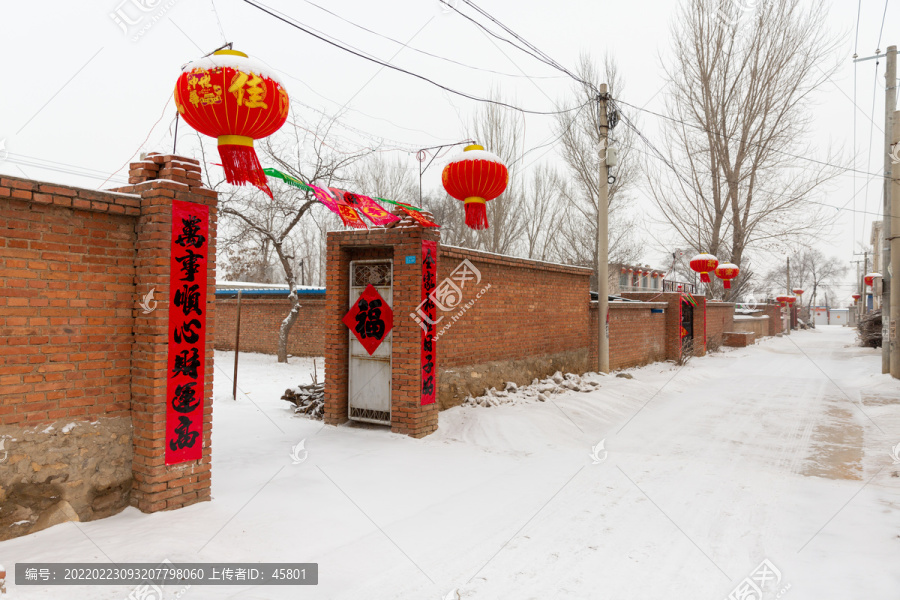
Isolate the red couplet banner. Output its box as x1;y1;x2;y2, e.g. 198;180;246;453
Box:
165;200;209;465
420;239;437;405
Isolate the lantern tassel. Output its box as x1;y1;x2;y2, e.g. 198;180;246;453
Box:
700;272;711;283
217;143;273;199
723;280;731;289
464;199;489;230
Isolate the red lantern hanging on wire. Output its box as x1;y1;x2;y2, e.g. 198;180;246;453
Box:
864;272;881;287
174;49;290;198
714;263;739;289
689;253;719;283
775;295;796;307
793;288;804;296
441;144;509;230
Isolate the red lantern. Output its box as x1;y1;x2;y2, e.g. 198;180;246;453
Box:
714;263;739;289
775;295;796;306
864;272;881;287
174;49;289;198
689;253;719;283
441;144;508;230
852;293;861;302
793;288;804;296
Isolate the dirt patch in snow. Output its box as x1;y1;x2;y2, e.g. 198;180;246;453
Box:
801;406;864;481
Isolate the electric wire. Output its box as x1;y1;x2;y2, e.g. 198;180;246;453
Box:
238;0;585;115
298;0;566;80
615;99;888;180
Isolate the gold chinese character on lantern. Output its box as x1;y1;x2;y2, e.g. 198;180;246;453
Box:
186;72;222;106
228;71;268;109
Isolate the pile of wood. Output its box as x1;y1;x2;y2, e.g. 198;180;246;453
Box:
281;382;325;420
858;309;882;348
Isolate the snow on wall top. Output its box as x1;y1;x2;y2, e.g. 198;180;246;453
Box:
182;54;284;87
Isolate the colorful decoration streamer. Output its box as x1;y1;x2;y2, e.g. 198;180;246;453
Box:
398;205;439;228
263;167;429;227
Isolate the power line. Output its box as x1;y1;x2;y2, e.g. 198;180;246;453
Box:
615;99;888;180
238;0;585;115
616;104;887;219
298;0;566;80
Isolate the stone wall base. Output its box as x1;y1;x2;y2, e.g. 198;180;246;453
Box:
0;417;132;541
438;349;592;410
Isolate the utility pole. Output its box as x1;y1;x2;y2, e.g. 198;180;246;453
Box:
597;83;610;373
882;46;897;373
864;251;868;314
891;109;900;378
785;256;791;335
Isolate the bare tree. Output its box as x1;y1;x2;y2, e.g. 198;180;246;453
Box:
554;54;643;286
648;0;844;300
758;248;848;316
218;111;374;362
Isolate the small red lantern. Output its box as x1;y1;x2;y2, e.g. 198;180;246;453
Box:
852;293;861;303
689;253;719;283
441;144;509;230
714;263;739;289
793;288;804;296
775;295;796;306
864;272;881;287
174;49;290;198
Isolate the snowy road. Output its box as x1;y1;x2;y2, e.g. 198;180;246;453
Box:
2;326;899;599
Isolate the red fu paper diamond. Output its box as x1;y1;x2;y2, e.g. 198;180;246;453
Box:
342;284;393;355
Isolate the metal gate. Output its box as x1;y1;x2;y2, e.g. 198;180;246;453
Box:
681;300;694;342
348;260;392;425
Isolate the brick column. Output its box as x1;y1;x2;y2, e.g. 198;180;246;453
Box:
112;153;217;512
324;222;440;438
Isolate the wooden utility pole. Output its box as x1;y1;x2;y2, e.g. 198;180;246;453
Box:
891;109;900;378
597;84;610;373
785;256;791;335
882;46;896;372
232;290;242;400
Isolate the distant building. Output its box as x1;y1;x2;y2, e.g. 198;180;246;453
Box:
610;263;667;294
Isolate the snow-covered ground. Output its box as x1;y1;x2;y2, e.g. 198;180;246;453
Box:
2;327;899;599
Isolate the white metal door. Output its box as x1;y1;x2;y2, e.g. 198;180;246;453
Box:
348;260;392;425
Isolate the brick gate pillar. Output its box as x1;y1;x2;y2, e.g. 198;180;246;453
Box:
112;153;217;512
324;218;440;438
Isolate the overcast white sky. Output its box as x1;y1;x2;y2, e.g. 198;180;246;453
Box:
0;0;897;304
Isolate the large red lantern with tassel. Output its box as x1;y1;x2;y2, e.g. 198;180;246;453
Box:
441;144;508;230
714;263;739;289
689;253;718;283
864;272;881;287
174;49;289;198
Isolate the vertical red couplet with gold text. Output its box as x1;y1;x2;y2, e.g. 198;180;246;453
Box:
165;200;209;465
420;240;437;405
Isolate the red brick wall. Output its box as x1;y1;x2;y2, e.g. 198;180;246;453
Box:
436;246;592;367
215;293;326;356
0;153;218;538
590;302;668;370
764;303;782;335
621;292;710;358
706;302;735;349
0;178;139;425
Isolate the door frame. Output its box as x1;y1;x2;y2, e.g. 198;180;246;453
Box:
347;258;393;425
